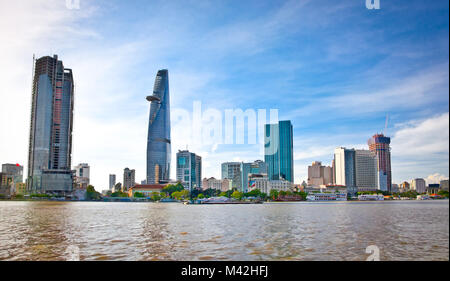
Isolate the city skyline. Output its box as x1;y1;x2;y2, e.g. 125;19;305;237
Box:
0;0;448;190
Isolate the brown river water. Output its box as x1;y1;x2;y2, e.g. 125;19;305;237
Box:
0;200;448;261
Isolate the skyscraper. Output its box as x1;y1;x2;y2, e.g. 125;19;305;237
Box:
334;147;357;194
109;174;116;190
176;150;202;190
354;150;379;191
264;120;294;182
221;162;242;190
146;69;171;184
123;168;135;191
368;134;392;192
27;55;74;194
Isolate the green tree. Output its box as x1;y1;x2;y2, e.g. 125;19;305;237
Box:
219;192;227;197
269;189;279;200
150;192;161;201
231;190;243;200
134;192;145;198
86;185;102;201
197;193;205;199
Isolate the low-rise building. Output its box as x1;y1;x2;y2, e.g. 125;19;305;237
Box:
248;175;293;194
0;173;14;198
440;180;449;191
128;184;166;197
202;177;231;192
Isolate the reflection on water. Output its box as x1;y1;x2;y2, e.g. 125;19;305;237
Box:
0;200;448;261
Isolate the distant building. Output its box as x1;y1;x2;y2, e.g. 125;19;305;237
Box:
222;162;242;190
355;150;379;192
391;183;399;193
368;134;392;192
399;181;410;192
427;184;440;194
264;120;294;182
27;55;74;195
109;174;116;190
411;178;426;194
128;184;166;198
1;164;24;183
123;168;136;191
202;177;232;192
241;160;267;192
74;163;90;189
334;147;357;195
176;150;202;190
307;161;333;187
247;174;293;195
440;180;449;191
0;173;14;198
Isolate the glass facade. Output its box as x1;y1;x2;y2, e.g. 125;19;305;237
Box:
176;150;201;190
27;55;74;194
264;121;294;182
146;69;171;184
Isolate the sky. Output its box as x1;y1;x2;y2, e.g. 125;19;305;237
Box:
0;0;448;189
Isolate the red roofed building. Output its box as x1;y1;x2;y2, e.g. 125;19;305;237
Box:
128;184;167;197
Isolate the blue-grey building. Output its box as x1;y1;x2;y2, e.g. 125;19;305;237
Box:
176;150;202;191
241;160;267;193
27;55;74;194
334;147;357;195
264;121;294;182
146;69;171;184
221;162;242;190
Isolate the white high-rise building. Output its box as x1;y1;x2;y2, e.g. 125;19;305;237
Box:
334;147;357;194
74;163;90;189
411;178;426;194
355;150;379;191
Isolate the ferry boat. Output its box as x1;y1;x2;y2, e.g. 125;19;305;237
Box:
358;194;384;201
187;196;263;205
306;193;347;201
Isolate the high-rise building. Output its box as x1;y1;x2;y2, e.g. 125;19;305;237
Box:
74;163;90;189
334;147;357;194
109;174;116;190
27;55;74;194
241;160;267;192
123;168;135;191
264;120;294;182
146;69;171;184
307;161;333;187
368;134;392;192
354;150;379;191
221;162;242;190
1;163;23;183
440;179;449;191
176;150;202;190
411;178;426;194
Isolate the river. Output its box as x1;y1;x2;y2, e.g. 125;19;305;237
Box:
0;200;448;261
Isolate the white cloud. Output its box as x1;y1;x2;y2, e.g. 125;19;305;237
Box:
426;173;448;185
391;112;449;157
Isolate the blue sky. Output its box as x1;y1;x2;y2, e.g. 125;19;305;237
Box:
0;0;448;189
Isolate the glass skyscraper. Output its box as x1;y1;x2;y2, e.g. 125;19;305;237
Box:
146;69;171;184
27;55;74;194
176;150;202;191
264;120;294;182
